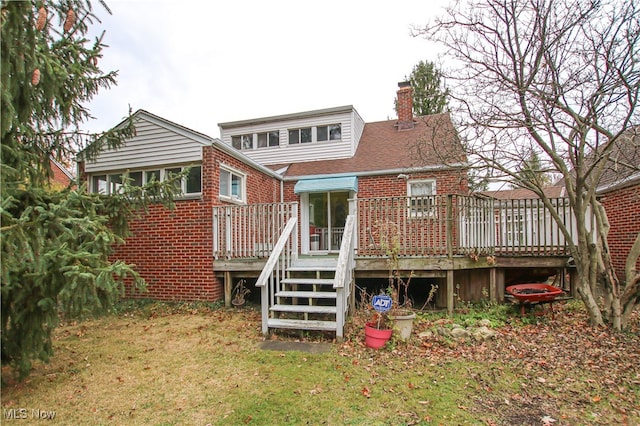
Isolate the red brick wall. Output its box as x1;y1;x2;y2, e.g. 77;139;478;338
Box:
49;159;72;188
110;146;281;302
282;170;469;204
356;170;469;199
282;170;469;254
600;183;640;281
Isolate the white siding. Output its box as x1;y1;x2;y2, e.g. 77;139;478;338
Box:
219;108;361;166
84;114;209;172
350;109;365;156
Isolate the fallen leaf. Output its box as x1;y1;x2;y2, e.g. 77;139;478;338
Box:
361;387;371;398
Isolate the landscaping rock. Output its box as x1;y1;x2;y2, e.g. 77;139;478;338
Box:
437;326;449;337
450;327;471;340
472;326;498;342
418;330;434;339
478;319;492;327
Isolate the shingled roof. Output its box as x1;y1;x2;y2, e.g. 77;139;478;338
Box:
282;112;466;179
481;186;566;200
596;126;640;193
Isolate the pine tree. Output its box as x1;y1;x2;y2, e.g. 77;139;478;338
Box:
1;0;179;379
400;60;450;116
512;151;552;189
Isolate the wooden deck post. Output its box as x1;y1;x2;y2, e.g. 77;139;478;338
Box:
489;267;497;302
446;195;454;315
447;269;454;315
224;271;232;308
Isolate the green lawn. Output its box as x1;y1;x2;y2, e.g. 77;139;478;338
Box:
2;302;639;425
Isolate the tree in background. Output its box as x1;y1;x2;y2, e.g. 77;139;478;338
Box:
512;151;552;189
398;60;450;116
1;0;179;379
417;0;639;330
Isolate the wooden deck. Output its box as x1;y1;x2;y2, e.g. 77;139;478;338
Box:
213;197;580;335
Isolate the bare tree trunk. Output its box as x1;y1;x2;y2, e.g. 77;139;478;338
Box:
620;233;640;329
575;259;605;326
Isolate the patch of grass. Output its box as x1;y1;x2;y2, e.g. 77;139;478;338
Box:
2;303;639;425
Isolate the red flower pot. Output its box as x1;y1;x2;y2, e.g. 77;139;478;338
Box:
364;322;392;349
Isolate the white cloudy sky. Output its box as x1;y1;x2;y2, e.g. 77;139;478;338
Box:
85;0;449;139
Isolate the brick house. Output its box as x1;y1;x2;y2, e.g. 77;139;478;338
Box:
595;126;640;281
48;158;74;189
80;83;580;338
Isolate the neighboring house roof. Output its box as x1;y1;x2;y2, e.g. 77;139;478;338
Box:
282;112;466;180
596;126;640;193
480;185;566;200
49;158;74;187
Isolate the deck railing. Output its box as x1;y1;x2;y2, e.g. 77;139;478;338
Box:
333;214;357;339
213;202;298;259
358;195;580;257
255;215;298;335
213;196;581;259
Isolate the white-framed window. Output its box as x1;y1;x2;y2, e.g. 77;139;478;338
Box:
89;165;202;197
167;166;202;196
407;179;437;217
231;134;253;150
219;165;246;203
317;124;342;141
257;131;279;148
288;127;312;144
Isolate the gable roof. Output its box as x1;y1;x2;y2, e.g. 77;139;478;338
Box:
282;113;466;179
480;185;566;200
49;158;74;187
596;126;640;193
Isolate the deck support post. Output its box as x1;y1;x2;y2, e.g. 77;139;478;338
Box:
447;269;454;315
489;267;497;302
224;271;232;308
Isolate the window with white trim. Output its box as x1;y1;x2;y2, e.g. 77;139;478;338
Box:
408;179;437;217
219;165;246;203
317;124;342;141
288;127;312;144
231;134;253;150
257;131;279;148
89;165;202;197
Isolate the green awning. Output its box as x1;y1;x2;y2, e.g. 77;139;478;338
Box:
294;176;358;194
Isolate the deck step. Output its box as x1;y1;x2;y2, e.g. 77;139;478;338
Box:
270;304;337;314
289;258;338;272
281;278;335;286
267;318;337;331
276;291;337;299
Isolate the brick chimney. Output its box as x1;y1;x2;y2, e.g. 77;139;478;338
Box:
396;81;414;130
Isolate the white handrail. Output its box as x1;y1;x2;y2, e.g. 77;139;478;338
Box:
256;217;297;288
333;215;356;289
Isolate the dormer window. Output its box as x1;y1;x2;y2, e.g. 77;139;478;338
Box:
317;124;342;141
232;132;280;150
289;127;312;144
257;131;279;148
231;134;253;150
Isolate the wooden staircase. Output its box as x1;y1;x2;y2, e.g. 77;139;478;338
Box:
267;257;339;333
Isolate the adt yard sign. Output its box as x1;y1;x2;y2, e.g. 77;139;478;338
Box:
372;295;392;313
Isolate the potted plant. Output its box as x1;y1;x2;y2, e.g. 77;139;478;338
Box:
379;221;416;341
359;285;394;349
231;279;250;307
